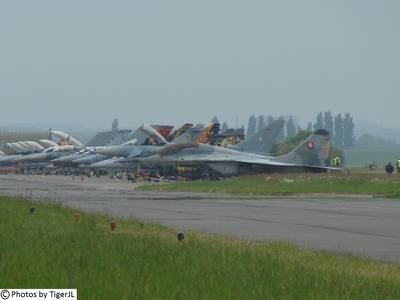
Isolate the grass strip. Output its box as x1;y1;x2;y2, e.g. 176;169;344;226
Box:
1;195;400;299
138;173;400;199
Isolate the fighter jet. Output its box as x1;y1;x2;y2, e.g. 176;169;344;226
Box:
0;131;83;169
91;122;284;169
87;125;168;169
12;145;77;164
97;124;201;159
55;138;137;167
135;130;340;176
50;125;152;168
90;124;212;169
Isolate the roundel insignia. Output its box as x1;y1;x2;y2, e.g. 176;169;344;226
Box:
307;141;315;150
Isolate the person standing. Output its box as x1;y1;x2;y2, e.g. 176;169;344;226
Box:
385;162;394;174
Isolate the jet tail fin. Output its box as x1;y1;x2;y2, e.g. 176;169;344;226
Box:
230;120;284;154
139;125;168;145
170;123;193;141
195;123;220;144
276;129;332;169
172;124;205;144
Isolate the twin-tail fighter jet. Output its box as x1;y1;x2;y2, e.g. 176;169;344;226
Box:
134;129;339;176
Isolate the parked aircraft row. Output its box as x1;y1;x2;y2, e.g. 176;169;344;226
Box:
0;121;341;177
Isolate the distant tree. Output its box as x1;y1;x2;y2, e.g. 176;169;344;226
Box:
247;115;257;137
272;130;311;155
307;122;313;132
267;116;274;125
286;116;297;138
334;114;344;148
220;122;228;132
277;116;286;141
324;111;334;136
313;112;324;130
343;113;355;148
112;118;119;132
211;116;219;124
257;115;266;132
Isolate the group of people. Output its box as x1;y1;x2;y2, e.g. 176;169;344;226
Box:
385;159;400;174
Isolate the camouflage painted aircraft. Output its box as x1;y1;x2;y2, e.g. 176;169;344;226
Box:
134;130;340;176
89;124;208;168
90;121;287;170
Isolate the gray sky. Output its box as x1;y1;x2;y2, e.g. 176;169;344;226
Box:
1;1;399;130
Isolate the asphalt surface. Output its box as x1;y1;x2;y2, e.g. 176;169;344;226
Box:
1;174;400;262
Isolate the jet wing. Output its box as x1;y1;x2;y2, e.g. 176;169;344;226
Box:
171;153;342;171
175;153;290;166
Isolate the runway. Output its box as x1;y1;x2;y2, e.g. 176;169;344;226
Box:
1;175;400;262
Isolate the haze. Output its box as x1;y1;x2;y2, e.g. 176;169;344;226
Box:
1;1;399;130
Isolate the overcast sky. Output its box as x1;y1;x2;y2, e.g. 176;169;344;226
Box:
1;1;399;130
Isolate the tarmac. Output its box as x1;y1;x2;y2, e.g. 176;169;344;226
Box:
1;174;400;262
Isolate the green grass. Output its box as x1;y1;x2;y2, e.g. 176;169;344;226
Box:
1;196;400;299
138;173;400;199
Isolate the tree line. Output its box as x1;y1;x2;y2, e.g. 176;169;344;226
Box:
213;112;355;149
308;112;355;149
245;112;354;149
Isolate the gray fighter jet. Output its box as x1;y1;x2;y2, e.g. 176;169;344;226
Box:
12;145;77;163
135;130;340;176
0;131;82;168
97;124;200;159
92;121;284;169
